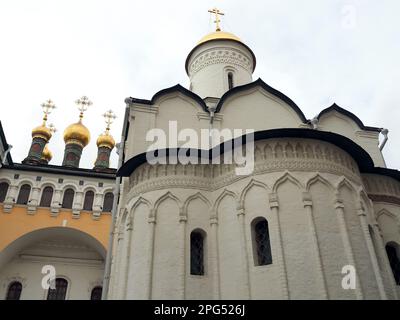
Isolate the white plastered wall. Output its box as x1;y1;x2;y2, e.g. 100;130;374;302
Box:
318;111;385;167
187;40;254;99
111;138;390;300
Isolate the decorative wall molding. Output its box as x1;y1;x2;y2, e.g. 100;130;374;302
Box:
127;138;361;197
18;254;104;267
362;174;400;203
189;47;253;75
132;104;159;114
0;168;115;219
368;194;400;206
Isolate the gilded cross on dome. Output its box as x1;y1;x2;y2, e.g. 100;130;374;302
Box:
40;99;56;125
75;96;92;121
102;109;116;134
208;7;224;31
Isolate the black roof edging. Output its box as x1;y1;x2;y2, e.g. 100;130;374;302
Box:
215;78;308;123
117;128;375;177
3;163;116;180
318;103;381;132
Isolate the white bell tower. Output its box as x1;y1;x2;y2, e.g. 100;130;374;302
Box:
185;8;256;98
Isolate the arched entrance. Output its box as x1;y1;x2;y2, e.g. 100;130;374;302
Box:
0;227;106;300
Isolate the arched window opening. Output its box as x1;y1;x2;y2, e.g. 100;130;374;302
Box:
62;188;74;209
251;217;272;266
228;72;234;90
190;230;205;275
47;278;68;300
386;242;400;285
0;182;9;202
16;184;31;205
39;186;54;207
83;190;94;211
102;192;114;212
90;286;102;300
6;281;22;300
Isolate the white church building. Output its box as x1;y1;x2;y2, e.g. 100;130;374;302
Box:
106;13;400;300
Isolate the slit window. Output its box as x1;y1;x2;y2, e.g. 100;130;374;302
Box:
190;230;205;275
252;217;272;266
228;72;234;89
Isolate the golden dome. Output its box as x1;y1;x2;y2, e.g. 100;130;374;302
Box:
186;29;256;75
32;125;52;141
63;121;90;147
197;31;242;45
97;132;115;149
41;144;52;162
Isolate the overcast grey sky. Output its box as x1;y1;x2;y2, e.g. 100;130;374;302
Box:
0;0;399;170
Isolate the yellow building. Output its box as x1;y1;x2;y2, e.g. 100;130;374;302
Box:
0;98;117;300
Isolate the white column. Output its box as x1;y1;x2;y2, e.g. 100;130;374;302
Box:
72;191;83;218
50;189;62;216
110;227;124;299
107;226;119;299
6;184;18;203
93;193;102;210
269;192;289;299
209;213;220;299
237;204;251;299
73;191;83;207
357;205;387;299
114;229;126;299
27;186;40;214
115;216;133;300
120;218;133;299
334;196;363;299
146;210;156;299
3;184;18;212
302;192;328;299
179;208;187;299
29;187;40;206
92;192;103;219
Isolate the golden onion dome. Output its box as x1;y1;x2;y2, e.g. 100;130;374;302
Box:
96;132;115;149
41;144;52;162
63;121;90;147
197;30;243;45
32;125;52;141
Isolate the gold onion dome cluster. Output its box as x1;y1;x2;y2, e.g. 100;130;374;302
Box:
197;30;243;45
32;125;52;141
41;144;53;162
63;121;91;147
97;132;115;149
